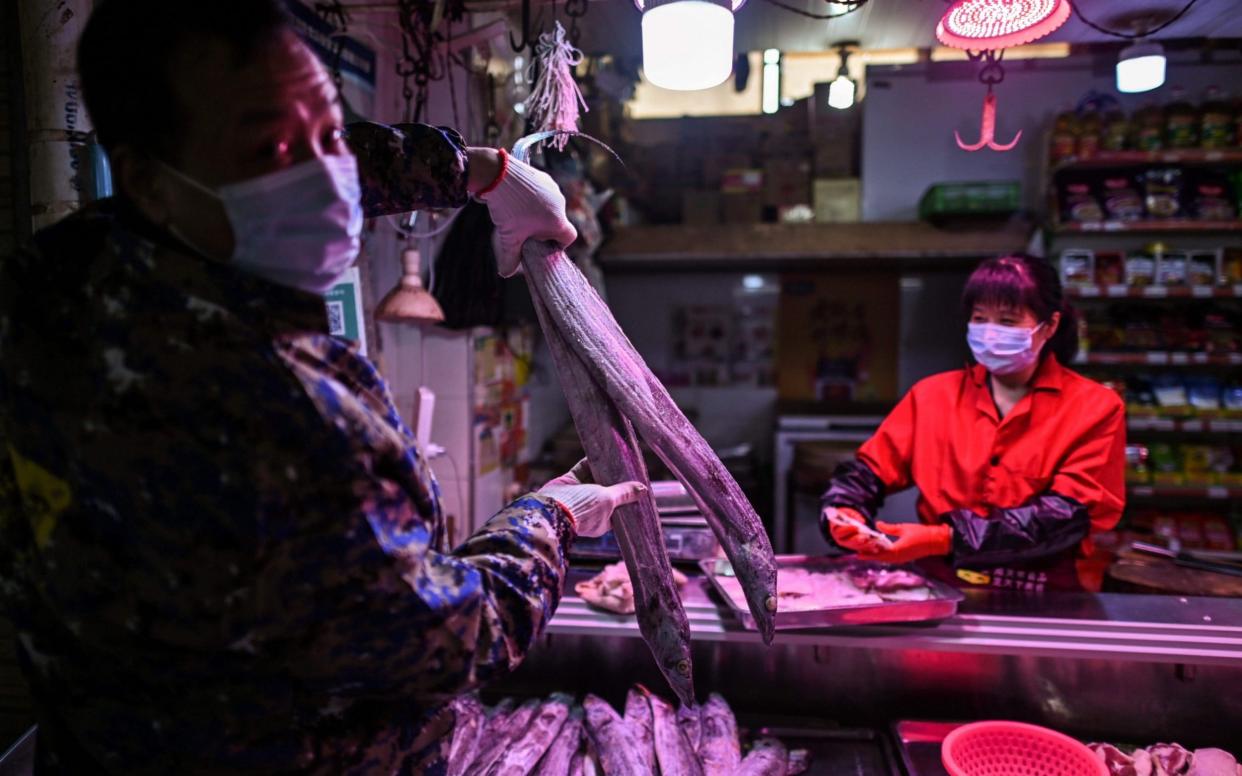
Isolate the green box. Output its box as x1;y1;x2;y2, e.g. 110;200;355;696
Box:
919;181;1021;220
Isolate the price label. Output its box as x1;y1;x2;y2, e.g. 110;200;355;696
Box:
1180;420;1204;432
1106;285;1129;297
1192;286;1215;298
1143;286;1169;298
1078;285;1101;297
1208;487;1228;500
1132;486;1155;497
1152;419;1177;431
1192;353;1210;364
1170;353;1190;365
1146;352;1170;365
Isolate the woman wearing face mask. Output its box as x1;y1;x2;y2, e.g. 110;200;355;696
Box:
819;254;1126;592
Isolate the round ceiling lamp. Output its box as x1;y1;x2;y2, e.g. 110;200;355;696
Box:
634;0;745;91
936;0;1071;50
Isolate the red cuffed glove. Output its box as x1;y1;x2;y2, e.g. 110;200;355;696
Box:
857;522;952;565
823;506;890;552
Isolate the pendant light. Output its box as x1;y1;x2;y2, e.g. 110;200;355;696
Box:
635;0;745;91
1116;40;1166;93
936;0;1071;50
827;43;856;110
376;248;445;324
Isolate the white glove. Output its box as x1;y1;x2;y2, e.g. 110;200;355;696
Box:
539;459;646;538
478;154;578;278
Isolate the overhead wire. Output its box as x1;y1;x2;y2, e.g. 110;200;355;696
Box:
1070;0;1202;39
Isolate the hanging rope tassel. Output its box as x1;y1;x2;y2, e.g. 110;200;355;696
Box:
524;21;587;151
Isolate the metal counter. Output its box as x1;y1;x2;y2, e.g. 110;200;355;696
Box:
496;568;1242;749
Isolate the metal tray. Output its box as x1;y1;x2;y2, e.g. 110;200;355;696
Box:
698;555;965;631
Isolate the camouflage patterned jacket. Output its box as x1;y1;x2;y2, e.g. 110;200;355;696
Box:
0;123;573;774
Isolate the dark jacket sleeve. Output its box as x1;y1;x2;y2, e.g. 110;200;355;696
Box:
819;460;887;548
345;121;471;218
946;492;1090;569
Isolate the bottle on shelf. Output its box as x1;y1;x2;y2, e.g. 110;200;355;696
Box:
1078;107;1102;159
1051;105;1081;162
1132;100;1166;152
1200;85;1235;150
1164;86;1200;150
1102;104;1130;152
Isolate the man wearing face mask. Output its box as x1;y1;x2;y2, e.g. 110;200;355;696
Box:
0;1;642;772
819;254;1126;593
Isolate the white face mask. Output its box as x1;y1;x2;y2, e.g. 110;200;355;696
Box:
162;154;363;294
967;321;1044;375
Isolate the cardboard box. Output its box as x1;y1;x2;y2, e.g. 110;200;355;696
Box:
721;192;764;223
682;190;722;225
813;178;861;223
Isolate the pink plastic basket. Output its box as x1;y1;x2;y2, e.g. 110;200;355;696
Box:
941;721;1108;776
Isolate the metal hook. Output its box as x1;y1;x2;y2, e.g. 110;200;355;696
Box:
509;0;535;52
955;90;1021;152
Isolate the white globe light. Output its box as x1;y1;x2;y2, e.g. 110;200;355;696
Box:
642;1;735;91
828;74;855;110
1116;41;1166;94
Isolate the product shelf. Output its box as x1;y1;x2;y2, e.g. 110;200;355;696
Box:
1067;284;1242;299
1053;149;1242;171
1127;484;1242;501
1054;220;1242;234
1077;352;1242;367
1128;417;1242;434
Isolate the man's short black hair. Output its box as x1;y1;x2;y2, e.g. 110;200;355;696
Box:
78;0;292;158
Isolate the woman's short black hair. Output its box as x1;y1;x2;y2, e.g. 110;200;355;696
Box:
78;0;292;158
961;253;1080;365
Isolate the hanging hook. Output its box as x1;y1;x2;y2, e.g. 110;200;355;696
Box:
955;88;1022;152
510;0;534;52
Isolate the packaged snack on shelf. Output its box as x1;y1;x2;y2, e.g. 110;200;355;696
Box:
1059;249;1094;287
1125;443;1151;484
1126;251;1157;286
1223;248;1242;284
1126;375;1159;416
1221;445;1242;485
1182;444;1215;485
1094;251;1126;286
1143;168;1184;219
1175;513;1206;548
1223;383;1242;419
1077;108;1102;158
1101;172;1145;221
1187;377;1223;416
1204;309;1240;354
1186;250;1221;286
1200;86;1235;149
1209;446;1236;485
1156;251;1189;285
1059;175;1104;222
1153;375;1189;414
1149;443;1184;485
1188;169;1236;221
1164;87;1200;149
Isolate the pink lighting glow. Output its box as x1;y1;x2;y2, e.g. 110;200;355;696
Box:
936;0;1071;50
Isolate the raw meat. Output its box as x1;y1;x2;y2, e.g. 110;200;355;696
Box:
575;562;689;616
1148;743;1192;775
1189;749;1239;776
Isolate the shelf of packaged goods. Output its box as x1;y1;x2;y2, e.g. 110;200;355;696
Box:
1055;220;1242;234
1128;417;1242;434
1068;284;1242;300
1077;352;1242;367
1128;484;1242;501
1053;149;1242;171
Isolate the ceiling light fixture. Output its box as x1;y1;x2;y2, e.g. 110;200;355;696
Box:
936;0;1071;50
762;49;781;114
1116;40;1166;93
827;42;857;110
635;0;743;90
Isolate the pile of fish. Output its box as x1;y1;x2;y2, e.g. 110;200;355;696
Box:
1089;742;1241;776
517;140;777;707
447;687;806;776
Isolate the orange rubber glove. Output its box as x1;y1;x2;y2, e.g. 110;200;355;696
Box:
857;521;952;565
823;506;891;552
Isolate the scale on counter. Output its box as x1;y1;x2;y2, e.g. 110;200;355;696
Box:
569;480;721;563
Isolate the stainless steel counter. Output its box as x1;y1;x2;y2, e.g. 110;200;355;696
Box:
550;569;1242;667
